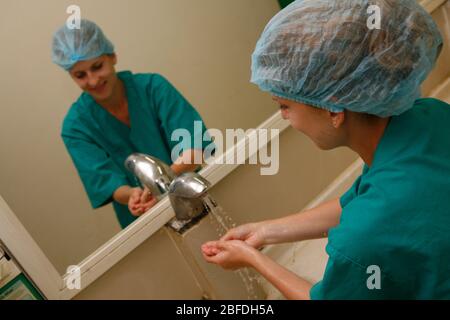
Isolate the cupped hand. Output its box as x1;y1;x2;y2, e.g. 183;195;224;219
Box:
220;223;267;249
201;240;260;270
128;187;158;216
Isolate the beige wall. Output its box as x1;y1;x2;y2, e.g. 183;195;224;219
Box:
0;0;280;274
74;229;205;300
209;128;358;226
422;2;450;96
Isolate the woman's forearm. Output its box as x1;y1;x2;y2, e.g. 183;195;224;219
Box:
171;162;201;175
171;149;204;175
113;185;133;205
263;198;342;245
251;252;312;300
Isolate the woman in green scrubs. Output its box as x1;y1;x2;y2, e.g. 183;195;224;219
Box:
202;0;450;299
52;20;211;229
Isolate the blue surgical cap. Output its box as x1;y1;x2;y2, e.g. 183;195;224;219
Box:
52;19;115;71
251;0;443;117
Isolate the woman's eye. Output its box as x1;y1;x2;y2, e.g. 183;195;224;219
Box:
280;105;289;110
76;73;86;79
92;63;103;71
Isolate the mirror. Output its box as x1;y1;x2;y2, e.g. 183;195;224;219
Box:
0;0;280;274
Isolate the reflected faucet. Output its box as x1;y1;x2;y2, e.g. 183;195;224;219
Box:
125;153;214;231
125;153;176;200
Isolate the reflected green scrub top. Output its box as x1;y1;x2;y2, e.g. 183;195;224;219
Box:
61;71;212;229
310;98;450;299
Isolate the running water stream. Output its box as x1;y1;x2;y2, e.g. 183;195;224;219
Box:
202;195;263;300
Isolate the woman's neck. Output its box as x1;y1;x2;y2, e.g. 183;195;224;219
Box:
95;77;130;126
346;115;391;167
97;77;127;112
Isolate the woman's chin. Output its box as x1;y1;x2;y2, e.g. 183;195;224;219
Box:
313;140;333;150
90;90;110;101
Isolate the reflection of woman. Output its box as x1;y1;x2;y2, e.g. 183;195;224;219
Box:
203;1;450;299
52;20;210;229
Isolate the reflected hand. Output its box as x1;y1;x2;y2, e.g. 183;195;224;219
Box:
220;223;267;249
128;187;158;216
201;240;260;270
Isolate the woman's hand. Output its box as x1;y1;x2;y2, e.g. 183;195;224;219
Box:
201;240;261;270
220;222;268;249
128;187;158;216
202;239;313;300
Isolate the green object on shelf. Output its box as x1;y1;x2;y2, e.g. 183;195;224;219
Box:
278;0;295;9
0;274;44;300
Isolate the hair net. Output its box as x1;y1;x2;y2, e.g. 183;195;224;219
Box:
251;0;443;117
52;19;115;71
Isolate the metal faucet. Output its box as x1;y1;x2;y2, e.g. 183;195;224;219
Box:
125;153;213;228
124;153;176;200
168;172;212;221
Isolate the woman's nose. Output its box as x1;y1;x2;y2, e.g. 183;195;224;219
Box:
87;73;100;88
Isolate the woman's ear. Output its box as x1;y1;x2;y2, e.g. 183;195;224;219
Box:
110;53;118;65
329;111;345;129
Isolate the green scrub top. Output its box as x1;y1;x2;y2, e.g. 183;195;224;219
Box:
61;71;212;229
310;98;450;300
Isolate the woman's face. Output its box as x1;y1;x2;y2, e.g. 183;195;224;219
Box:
69;54;118;101
273;96;346;150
